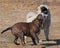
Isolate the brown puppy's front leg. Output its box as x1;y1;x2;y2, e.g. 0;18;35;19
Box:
31;33;39;45
36;34;40;43
31;37;37;45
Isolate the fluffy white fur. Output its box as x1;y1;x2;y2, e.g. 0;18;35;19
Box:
37;4;49;17
26;4;49;23
26;12;37;23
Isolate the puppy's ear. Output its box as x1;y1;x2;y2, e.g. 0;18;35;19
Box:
37;14;42;20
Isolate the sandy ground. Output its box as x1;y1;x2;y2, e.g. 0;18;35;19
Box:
0;0;60;48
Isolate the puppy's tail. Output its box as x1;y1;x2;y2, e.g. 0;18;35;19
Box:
1;27;12;34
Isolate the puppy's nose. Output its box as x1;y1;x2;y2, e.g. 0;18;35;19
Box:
44;16;46;18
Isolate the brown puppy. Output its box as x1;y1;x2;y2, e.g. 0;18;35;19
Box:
1;14;43;45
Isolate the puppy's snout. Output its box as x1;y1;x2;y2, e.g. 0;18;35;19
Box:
44;16;46;18
40;15;43;19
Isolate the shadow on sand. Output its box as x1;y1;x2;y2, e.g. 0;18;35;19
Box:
42;39;60;47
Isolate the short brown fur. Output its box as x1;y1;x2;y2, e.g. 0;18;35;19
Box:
1;14;43;45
